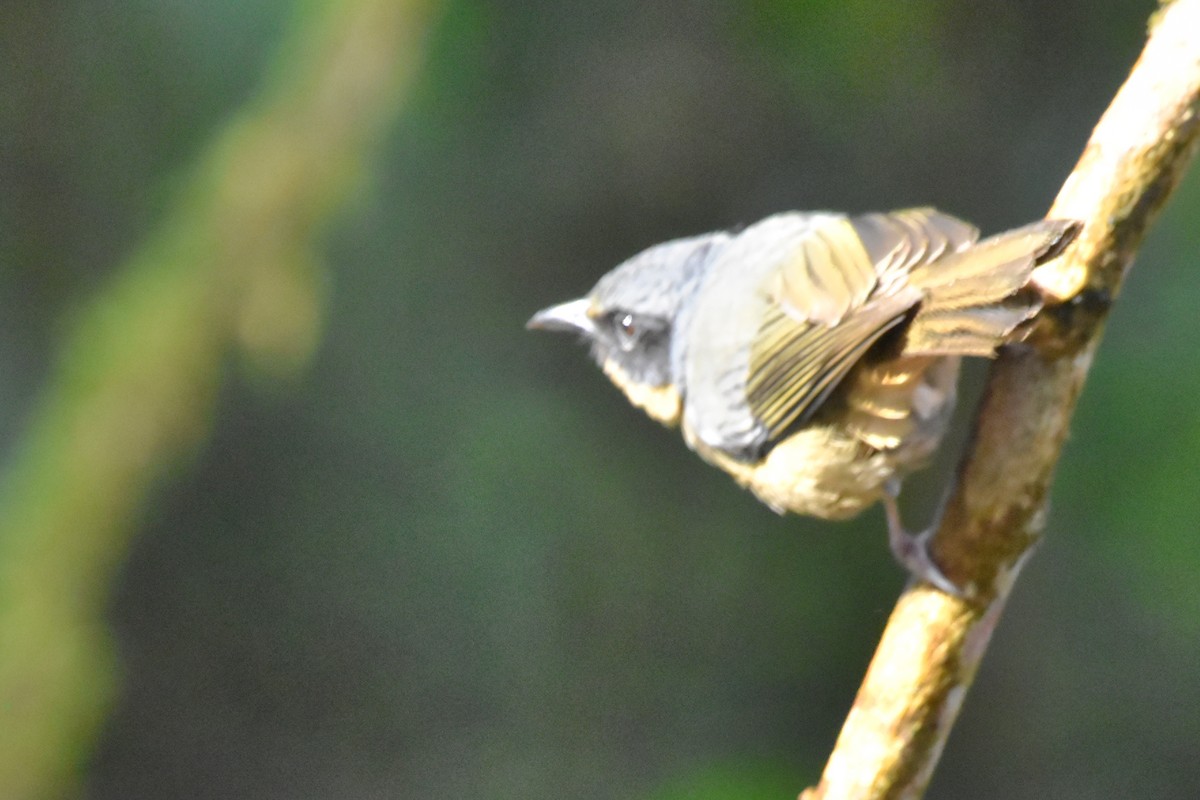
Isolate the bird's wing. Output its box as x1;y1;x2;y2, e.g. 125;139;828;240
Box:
746;291;918;442
742;216;911;443
743;209;979;445
850;208;980;288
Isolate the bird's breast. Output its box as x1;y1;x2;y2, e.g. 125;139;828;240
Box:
686;423;893;519
682;355;962;520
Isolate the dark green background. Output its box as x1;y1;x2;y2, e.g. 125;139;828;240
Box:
4;1;1199;798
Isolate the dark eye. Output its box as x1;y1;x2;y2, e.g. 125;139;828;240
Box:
614;313;640;350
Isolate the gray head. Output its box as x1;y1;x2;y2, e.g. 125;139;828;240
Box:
527;231;728;424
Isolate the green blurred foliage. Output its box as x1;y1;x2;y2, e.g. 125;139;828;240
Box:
645;759;809;800
0;0;436;796
1;0;1197;799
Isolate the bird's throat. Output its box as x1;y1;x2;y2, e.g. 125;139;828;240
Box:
601;360;683;426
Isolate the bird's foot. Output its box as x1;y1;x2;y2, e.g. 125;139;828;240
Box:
882;480;964;597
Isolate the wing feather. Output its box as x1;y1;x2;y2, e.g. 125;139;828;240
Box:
743;209;978;448
746;290;919;441
722;208;1042;455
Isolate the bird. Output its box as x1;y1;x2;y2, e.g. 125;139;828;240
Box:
527;208;1079;592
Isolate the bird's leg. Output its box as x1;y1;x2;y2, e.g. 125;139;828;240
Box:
882;479;963;596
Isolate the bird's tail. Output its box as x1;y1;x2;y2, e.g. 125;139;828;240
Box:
901;219;1081;356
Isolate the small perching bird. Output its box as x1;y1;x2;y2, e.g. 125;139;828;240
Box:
528;208;1080;592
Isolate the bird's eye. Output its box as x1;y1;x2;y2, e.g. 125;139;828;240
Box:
615;313;640;351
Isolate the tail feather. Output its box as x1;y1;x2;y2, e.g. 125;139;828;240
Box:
902;219;1080;356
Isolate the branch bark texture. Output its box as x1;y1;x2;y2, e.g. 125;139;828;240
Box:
804;2;1200;798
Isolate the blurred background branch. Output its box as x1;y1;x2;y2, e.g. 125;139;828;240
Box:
0;1;437;795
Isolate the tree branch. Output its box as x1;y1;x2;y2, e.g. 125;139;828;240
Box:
802;2;1200;798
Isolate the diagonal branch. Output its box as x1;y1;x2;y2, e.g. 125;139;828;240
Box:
802;2;1200;798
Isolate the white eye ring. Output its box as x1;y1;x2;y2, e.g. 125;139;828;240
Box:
615;313;639;351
